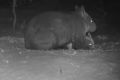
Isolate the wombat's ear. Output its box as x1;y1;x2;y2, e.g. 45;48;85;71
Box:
75;5;89;18
80;6;89;17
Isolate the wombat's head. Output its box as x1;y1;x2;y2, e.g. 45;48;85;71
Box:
75;5;96;33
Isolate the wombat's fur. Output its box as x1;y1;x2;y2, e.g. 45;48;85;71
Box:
23;6;96;50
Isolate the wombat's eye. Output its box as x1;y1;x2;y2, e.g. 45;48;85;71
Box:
90;19;93;23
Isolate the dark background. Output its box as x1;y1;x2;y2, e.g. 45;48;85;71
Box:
0;0;120;36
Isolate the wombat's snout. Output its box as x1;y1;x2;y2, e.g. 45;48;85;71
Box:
86;32;95;48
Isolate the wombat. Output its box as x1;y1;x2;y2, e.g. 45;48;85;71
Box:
23;6;96;50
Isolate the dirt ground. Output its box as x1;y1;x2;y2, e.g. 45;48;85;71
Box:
0;8;119;80
0;36;119;80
